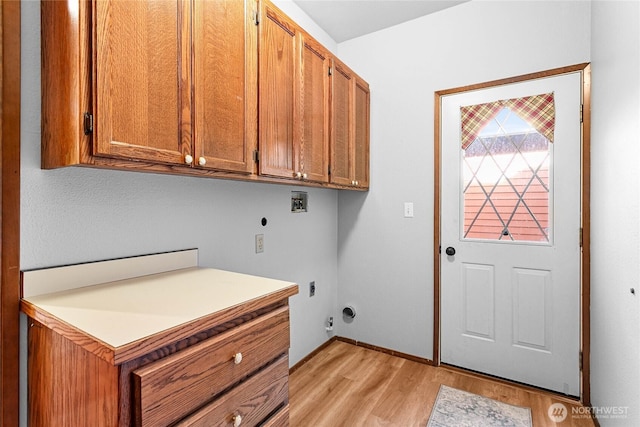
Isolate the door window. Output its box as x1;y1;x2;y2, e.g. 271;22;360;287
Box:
461;97;554;243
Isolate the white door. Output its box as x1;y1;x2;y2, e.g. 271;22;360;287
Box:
440;72;582;396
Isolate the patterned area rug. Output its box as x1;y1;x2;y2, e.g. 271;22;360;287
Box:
427;385;532;427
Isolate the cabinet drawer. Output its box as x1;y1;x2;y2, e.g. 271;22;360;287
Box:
261;404;289;427
133;306;289;426
175;356;289;427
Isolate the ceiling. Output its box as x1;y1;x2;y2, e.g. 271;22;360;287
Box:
292;0;469;43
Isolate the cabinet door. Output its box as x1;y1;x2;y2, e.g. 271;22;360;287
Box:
258;0;300;179
299;34;330;183
329;59;354;186
94;0;191;164
193;0;257;173
353;77;370;189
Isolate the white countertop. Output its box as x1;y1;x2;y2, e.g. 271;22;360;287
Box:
23;267;297;348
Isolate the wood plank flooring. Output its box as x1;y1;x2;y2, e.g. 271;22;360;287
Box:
289;340;596;427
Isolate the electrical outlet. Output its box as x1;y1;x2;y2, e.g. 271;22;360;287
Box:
309;281;316;297
255;234;264;253
326;316;334;332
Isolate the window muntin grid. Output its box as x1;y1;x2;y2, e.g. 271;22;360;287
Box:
462;108;551;243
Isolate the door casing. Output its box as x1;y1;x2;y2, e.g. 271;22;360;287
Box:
433;63;591;405
1;1;22;424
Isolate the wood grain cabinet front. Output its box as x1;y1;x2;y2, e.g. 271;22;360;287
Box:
133;307;289;426
258;0;331;185
298;33;331;184
174;356;289;427
26;302;293;427
43;0;257;175
330;58;370;190
257;0;300;180
191;0;257;174
41;0;368;189
92;0;189;165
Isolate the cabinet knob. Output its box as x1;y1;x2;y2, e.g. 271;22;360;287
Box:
355;180;359;186
295;171;302;179
302;173;308;179
233;352;243;364
184;154;193;165
198;156;206;166
232;414;242;427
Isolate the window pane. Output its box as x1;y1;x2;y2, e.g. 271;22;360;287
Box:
462;107;551;243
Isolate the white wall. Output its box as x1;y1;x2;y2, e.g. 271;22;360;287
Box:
336;1;591;358
19;0;640;424
590;1;640;425
19;1;338;425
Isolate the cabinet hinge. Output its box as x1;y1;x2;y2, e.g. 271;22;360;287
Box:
328;67;332;76
253;150;260;163
253;10;259;25
579;351;583;371
580;104;584;123
579;227;583;247
83;112;93;135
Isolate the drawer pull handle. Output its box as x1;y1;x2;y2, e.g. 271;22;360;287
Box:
233;414;242;427
233;352;243;364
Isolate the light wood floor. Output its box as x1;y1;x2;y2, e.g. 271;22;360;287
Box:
289;340;596;427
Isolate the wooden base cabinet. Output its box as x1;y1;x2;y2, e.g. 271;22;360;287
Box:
27;303;292;427
27;319;120;426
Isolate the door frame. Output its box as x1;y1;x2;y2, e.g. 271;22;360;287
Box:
433;63;591;405
1;1;21;424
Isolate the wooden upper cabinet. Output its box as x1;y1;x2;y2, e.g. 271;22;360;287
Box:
41;0;368;189
94;0;191;164
258;1;331;184
329;58;355;186
258;0;299;179
193;0;257;173
330;58;369;189
299;34;330;183
353;76;370;188
53;0;257;172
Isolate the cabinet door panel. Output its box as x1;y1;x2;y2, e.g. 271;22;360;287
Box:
330;61;353;186
259;1;299;178
300;35;330;183
94;0;190;164
354;78;370;188
193;0;257;173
